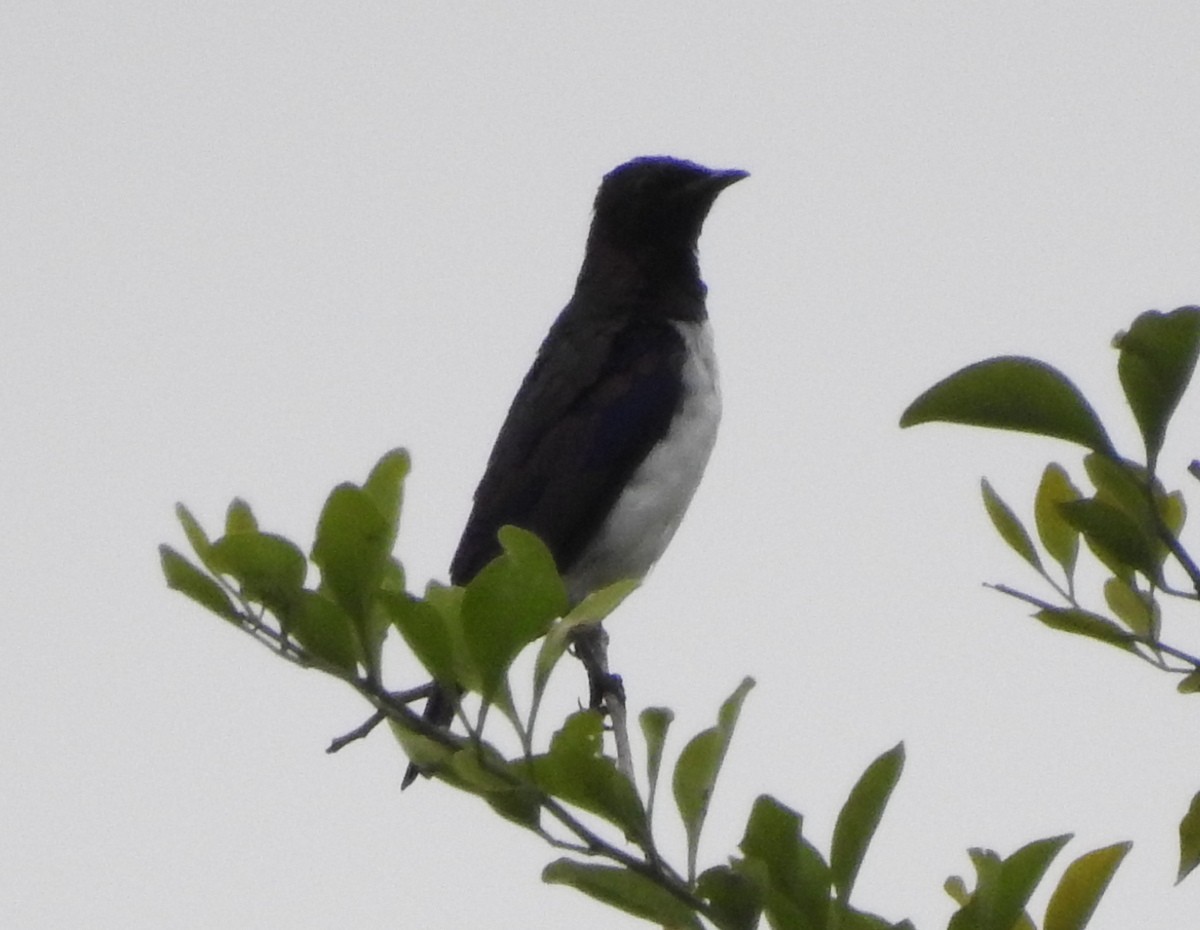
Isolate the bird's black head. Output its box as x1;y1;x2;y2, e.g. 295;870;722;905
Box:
588;156;748;262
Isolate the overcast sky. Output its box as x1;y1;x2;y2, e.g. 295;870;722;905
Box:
5;3;1200;928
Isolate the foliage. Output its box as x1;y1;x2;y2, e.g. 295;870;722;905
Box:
901;305;1200;884
162;447;1131;926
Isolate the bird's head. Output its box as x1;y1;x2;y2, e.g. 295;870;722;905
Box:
589;156;748;259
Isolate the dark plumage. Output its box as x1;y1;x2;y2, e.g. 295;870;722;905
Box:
403;156;745;787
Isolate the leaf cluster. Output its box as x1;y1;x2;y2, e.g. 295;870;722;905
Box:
163;445;1130;927
902;306;1200;883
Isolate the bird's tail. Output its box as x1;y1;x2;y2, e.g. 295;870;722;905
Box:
400;683;456;789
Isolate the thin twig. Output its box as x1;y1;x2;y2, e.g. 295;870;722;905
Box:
988;582;1200;670
327;711;385;753
985;583;1060;613
1137;464;1200;597
1159;525;1200;598
327;686;443;756
1130;635;1200;669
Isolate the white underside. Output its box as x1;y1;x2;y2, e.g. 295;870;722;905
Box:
565;320;721;604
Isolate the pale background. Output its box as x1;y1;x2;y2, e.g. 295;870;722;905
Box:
4;3;1200;927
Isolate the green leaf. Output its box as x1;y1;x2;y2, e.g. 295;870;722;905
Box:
224;497;258;535
639;706;674;818
988;835;1071;930
531;617;584;722
361;447;410;551
739;796;802;871
175;503;215;569
1034;607;1136;653
1044;841;1130;930
462;526;568;702
950;835;1071;930
1178;790;1200;883
388;718;454;781
380;555;406;593
424;578;465;620
1083;454;1150;520
288;590;359;673
1083;455;1178;556
1115;307;1200;468
566;577;640;623
312;483;391;621
159;545;239;622
674;677;755;880
396;737;517;797
831;742;905;903
311;483;397;675
1165;487;1187;531
484;783;543;832
949;849;1001;930
1084;456;1186;574
1102;577;1158;638
1058;499;1162;583
981;479;1042;571
900;357;1114;454
445;744;520;793
484;677;524;735
208;531;307;614
696;865;761;930
739;795;831;930
532;579;639;718
361;567;401;670
543;860;703;930
1163;490;1187;538
382;587;461;690
1034;464;1081;579
944;875;970;907
1083;456;1183;559
1177;671;1200;695
832;902;911;930
526;711;645;838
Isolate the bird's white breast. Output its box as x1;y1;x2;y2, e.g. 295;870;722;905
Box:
565;319;721;604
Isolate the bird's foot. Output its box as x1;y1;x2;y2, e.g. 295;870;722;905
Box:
588;670;625;714
569;623;625;713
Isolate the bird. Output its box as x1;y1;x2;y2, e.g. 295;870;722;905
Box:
402;155;746;787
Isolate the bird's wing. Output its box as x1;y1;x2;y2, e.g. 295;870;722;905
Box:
450;314;686;585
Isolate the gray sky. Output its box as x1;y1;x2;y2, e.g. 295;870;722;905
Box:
4;3;1200;927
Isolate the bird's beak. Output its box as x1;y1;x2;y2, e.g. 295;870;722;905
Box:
709;168;749;192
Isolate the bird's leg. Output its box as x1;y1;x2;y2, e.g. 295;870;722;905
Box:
570;623;625;711
569;624;634;784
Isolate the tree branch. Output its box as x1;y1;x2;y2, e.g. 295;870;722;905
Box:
207;596;710;922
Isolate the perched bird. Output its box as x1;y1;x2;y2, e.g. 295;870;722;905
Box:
403;155;746;787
